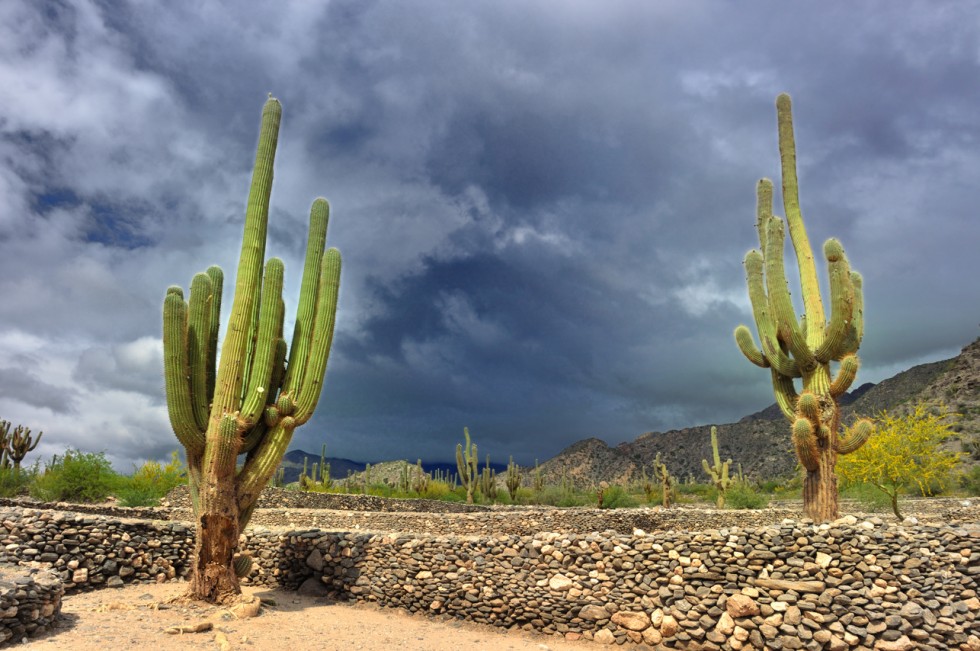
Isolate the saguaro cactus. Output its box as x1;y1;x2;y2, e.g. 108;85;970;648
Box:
163;96;341;602
734;94;873;522
505;456;521;501
653;453;676;508
455;427;478;504
701;426;732;509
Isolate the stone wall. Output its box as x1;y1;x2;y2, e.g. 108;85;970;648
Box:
0;566;62;646
0;505;977;649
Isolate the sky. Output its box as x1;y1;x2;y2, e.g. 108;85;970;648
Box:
1;1;978;471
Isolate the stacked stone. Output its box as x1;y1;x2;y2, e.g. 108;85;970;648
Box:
0;509;192;592
0;567;62;646
244;516;979;650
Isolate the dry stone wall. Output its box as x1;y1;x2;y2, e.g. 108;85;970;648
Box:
0;504;977;649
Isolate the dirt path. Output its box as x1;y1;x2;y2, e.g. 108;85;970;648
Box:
28;581;595;650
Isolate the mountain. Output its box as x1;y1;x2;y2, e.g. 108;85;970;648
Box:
279;449;366;484
539;338;980;485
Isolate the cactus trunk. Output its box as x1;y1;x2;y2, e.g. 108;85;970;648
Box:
163;96;341;602
734;95;872;522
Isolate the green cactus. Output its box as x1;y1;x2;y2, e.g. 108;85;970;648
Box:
455;427;478;504
701;426;733;508
411;459;430;494
479;454;497;502
162;95;341;602
0;421;13;470
734;94;873;522
505;456;521;501
653;453;676;508
3;424;42;471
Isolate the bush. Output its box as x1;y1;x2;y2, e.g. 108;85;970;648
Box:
600;485;640;509
841;481;892;512
0;463;36;498
960;466;980;496
31;450;119;503
725;483;769;509
115;451;186;507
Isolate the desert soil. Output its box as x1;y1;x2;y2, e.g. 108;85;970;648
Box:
27;581;594;650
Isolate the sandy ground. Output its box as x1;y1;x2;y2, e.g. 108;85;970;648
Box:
27;581;596;651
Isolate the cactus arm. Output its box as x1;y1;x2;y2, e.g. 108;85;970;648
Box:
237;417;297;511
163;290;206;454
840;272;865;356
742;250;800;377
792;418;820;471
755;179;774;257
764;218;816;371
830;354;860;398
771;370;799;422
241;258;285;428
776;93;826;342
283;198;330;397
836;418;873;455
293;248;342;423
205;266;223;401
734;325;768;368
187;272;215;432
814;239;855;363
211;96;280;420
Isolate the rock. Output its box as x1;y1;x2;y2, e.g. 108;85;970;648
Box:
899;602;923;623
593;629;616;644
548;575;573;591
642;627;662;645
579;605;609;621
297;577;330;596
305;549;324;572
611;611;650;631
726;593;760;618
716;611;735;635
815;552;832;568
660;615;679;637
874;635;913;651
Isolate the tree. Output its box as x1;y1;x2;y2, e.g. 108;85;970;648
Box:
733;94;873;522
163;96;341;603
837;403;962;520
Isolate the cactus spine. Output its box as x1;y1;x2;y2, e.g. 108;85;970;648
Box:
734;94;873;522
456;427;478;503
701;426;733;508
653;453;676;508
162;96;341;602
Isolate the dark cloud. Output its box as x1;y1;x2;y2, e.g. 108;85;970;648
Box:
1;0;977;469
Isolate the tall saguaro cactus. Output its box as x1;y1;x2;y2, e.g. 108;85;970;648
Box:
734;94;873;522
163;96;341;602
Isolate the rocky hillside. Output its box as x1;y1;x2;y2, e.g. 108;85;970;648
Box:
541;338;980;486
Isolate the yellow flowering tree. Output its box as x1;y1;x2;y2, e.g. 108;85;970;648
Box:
837;403;962;520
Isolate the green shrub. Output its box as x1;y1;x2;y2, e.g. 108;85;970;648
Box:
725;483;769;509
959;466;980;496
840;481;893;512
600;485;640;509
115;451;186;507
31;450;119;503
0;463;36;498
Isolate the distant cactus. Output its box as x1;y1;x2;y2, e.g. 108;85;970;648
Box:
733;94;873;521
479;454;497;502
532;459;544;492
653;453;676;508
411;459;430;494
701;426;733;508
595;480;609;508
455;427;478;504
505;456;521;501
0;422;41;471
0;421;12;470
